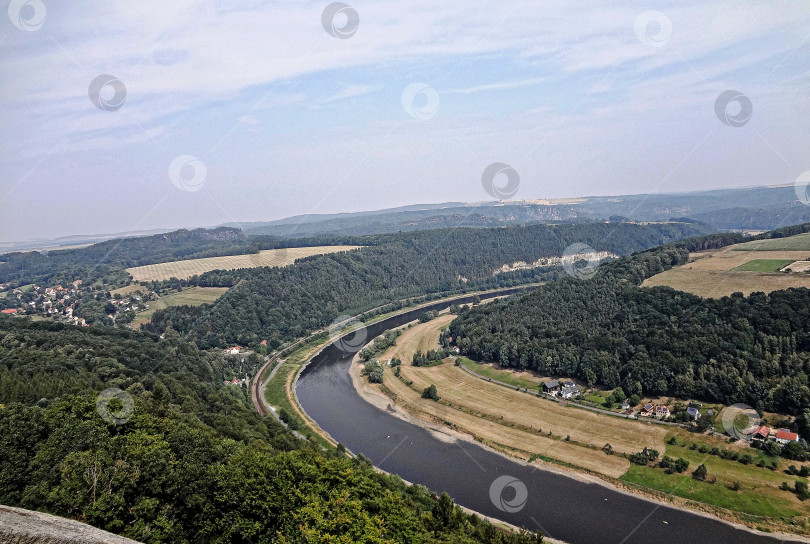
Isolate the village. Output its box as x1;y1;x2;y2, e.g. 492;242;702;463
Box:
539;377;802;449
0;280;160;328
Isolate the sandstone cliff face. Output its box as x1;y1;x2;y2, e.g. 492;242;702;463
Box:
0;506;140;544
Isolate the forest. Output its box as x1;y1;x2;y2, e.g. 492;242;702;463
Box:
145;222;706;348
0;317;542;543
448;226;810;438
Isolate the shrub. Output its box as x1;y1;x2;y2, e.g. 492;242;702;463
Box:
692;464;707;481
422;384;440;401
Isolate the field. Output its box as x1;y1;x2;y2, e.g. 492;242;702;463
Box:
127;245;361;282
110;284;147;297
130;286;228;327
622;432;810;524
733;232;810;251
361;316;810;530
370;315;670;477
642;234;810;297
732;259;795;272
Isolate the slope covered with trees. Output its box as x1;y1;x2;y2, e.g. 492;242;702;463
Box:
448;227;810;436
0;317;542;544
146;222;707;348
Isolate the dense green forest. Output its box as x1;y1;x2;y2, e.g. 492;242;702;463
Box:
448;226;810;437
145;222;706;348
0;317;542;543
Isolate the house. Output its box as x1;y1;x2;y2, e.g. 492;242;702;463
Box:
542;380;561;394
559;383;581;399
654;405;670;419
686;407;700;420
225;346;241;355
1;308;18;315
752;425;771;440
775;429;799;444
639;403;654;417
260;339;268;346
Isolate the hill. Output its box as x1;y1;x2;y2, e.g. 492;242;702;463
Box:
145;222;707;348
448;224;810;430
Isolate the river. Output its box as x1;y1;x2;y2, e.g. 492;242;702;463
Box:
296;290;804;544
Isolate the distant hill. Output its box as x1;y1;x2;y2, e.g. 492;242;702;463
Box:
6;184;809;252
230;185;810;238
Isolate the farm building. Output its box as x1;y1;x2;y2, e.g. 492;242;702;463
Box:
542;380;561;394
775;429;799;444
559;383;580;399
752;425;771;440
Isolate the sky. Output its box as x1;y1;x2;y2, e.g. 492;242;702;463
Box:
1;1;809;242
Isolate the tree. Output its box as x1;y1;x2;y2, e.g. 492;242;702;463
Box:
422;384;440;401
692;464;707;481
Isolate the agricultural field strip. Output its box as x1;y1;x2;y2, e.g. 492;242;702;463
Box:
641;246;810;297
127;245;362;281
372;316;664;477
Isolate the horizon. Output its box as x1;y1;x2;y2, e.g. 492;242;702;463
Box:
0;180;798;247
2;1;809;243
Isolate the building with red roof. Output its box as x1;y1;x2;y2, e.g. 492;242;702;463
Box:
775;429;799;444
752;425;771;440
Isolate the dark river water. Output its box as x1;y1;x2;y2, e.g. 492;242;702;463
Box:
297;290;803;544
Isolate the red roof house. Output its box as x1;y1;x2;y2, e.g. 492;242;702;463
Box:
775;429;799;444
1;309;18;314
752;425;771;440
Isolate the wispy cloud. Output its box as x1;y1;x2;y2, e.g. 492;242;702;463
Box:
324;84;382;102
445;77;547;95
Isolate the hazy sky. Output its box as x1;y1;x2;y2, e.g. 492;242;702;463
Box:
2;1;810;242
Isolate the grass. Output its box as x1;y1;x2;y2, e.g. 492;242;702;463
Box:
620;430;810;523
131;286;228;327
733;232;810;252
127;245;361;282
732;259;795;272
642;242;810;298
621;464;801;520
458;357;541;390
110;284;147;297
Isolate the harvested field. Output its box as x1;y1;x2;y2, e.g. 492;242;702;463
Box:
642;243;810;297
127;245;361;282
368;316;672;478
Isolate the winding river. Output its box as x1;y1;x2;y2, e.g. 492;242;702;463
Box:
296;290;804;544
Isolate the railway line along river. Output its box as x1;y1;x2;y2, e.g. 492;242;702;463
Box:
295;290;805;544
